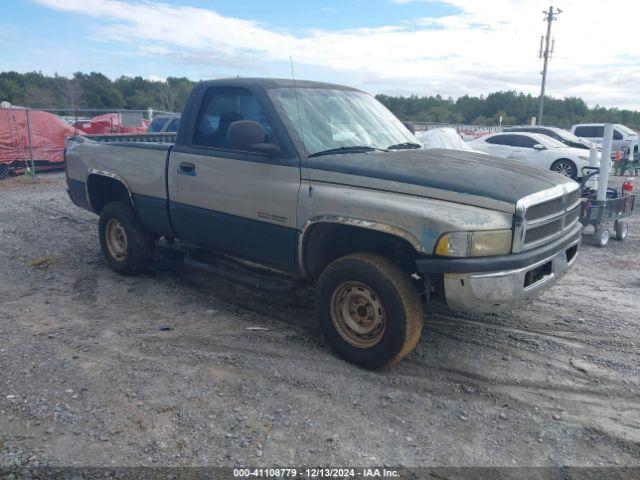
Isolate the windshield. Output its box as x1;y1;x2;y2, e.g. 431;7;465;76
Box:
552;128;585;143
617;124;638;136
147;117;169;132
268;87;419;156
537;134;569;149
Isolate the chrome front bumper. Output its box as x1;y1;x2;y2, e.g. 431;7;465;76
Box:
443;239;580;313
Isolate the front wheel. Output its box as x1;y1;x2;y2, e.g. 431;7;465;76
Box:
315;253;423;370
550;159;577;179
98;201;155;275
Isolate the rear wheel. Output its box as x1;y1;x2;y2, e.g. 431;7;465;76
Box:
592;227;610;247
550;159;577;179
0;164;9;180
315;253;423;369
98;202;155;275
614;220;628;241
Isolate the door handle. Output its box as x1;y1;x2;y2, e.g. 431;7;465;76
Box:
178;162;196;175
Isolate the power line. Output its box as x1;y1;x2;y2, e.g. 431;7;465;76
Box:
537;5;561;126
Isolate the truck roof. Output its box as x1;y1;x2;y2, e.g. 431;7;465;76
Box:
198;77;363;92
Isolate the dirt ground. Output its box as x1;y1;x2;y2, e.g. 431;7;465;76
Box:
0;174;639;468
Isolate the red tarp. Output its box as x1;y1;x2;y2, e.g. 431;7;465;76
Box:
74;113;148;134
0;108;77;165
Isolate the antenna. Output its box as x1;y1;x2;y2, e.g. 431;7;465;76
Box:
290;56;311;190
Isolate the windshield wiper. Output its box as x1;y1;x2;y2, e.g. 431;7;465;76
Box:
387;142;422;150
307;146;386;158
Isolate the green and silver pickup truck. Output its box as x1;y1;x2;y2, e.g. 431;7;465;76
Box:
66;78;582;369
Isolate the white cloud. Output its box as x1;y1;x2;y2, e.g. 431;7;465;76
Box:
34;0;640;109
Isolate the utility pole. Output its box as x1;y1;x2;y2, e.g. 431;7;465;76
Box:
537;5;561;126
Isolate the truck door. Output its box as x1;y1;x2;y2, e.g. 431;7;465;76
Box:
168;86;300;273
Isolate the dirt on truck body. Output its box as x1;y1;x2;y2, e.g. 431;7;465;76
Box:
0;175;639;469
65;77;583;370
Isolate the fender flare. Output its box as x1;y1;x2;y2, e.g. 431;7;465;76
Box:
297;215;425;279
85;169;134;213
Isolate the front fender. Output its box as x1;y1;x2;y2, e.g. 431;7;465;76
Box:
297;181;514;275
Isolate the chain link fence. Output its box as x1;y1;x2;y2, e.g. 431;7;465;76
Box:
0;106;176;182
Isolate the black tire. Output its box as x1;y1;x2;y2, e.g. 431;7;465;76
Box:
550;159;578;179
592;227;610;247
614;220;628;241
98;201;155;275
315;253;423;370
0;164;9;180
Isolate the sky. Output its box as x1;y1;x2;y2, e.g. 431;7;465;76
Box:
1;0;639;109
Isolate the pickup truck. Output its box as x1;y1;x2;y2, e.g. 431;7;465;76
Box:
65;78;582;369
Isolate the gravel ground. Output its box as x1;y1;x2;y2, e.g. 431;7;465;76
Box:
0;174;639;468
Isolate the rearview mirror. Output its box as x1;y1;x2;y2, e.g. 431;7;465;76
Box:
533;143;545;150
227;120;281;157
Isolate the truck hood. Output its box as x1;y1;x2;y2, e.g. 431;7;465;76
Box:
307;148;575;213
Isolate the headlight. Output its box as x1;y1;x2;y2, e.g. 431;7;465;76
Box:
434;230;512;257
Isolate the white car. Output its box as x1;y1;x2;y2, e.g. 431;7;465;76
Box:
570;123;638;156
468;132;596;179
414;127;483;153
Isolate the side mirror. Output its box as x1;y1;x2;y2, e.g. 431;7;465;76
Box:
227;120;281;157
402;121;416;135
533;143;545;150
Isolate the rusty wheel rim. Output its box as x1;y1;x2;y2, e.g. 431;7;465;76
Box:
105;218;128;261
330;281;386;348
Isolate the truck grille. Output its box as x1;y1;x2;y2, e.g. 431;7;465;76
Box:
513;183;582;252
526;197;563;221
524;219;564;243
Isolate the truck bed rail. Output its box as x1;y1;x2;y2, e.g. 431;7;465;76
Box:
85;132;177;144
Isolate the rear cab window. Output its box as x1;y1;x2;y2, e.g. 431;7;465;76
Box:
574;126;604;138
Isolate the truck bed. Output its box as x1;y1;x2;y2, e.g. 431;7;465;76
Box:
66;134;177;238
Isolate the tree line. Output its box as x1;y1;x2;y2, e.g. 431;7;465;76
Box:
0;71;193;112
375;91;640;127
1;71;639;126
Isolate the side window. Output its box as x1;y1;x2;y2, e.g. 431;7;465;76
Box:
500;134;521;146
513;135;537;148
193;87;273;149
613;129;623;140
486;135;511;145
